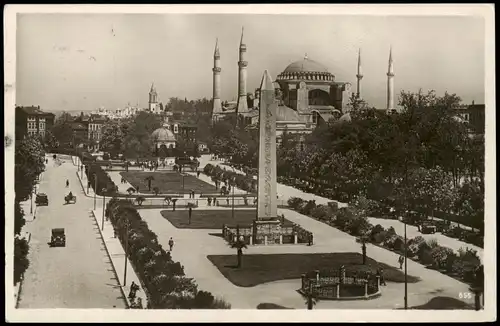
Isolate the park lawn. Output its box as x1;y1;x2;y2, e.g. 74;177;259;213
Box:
120;171;216;194
207;252;421;287
162;209;294;229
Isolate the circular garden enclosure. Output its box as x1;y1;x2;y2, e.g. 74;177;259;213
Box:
299;266;382;300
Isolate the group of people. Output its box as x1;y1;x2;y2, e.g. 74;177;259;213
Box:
140;160;159;171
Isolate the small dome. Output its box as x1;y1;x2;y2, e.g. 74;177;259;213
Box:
276;106;303;122
152;127;176;142
284;57;330;74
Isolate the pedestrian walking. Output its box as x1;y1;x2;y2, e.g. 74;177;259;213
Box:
66;179;69;188
168;237;174;251
197;171;201;178
398;255;405;269
208;197;212;206
377;267;387;286
129;281;139;300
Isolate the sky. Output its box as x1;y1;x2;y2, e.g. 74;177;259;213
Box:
16;13;485;112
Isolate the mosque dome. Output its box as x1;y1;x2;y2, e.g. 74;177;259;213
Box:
152;126;176;142
284;57;329;74
277;56;335;82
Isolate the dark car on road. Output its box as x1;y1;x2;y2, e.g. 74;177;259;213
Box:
35;193;49;206
50;228;66;247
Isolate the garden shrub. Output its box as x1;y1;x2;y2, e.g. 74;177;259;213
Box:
287;197;304;210
310;205;330;221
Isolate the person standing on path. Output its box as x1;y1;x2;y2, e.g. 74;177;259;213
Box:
168;237;174;252
398;255;405;269
377;267;387;286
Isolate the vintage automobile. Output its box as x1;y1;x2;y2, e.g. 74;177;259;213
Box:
35;193;49;206
421;222;437;234
50;228;66;247
64;194;77;204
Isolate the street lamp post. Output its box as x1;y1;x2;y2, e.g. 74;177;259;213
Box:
30;193;33;214
93;173;97;210
123;220;129;286
102;188;106;231
399;214;408;310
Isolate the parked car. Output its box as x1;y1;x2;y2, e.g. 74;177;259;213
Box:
421;223;437;234
50;228;66;247
35;193;49;206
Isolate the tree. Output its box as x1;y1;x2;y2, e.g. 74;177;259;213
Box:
50;111;74;147
15;135;45;201
145;176;155;191
14;237;30;285
186;202;196;225
230;226;247;268
14;201;26;236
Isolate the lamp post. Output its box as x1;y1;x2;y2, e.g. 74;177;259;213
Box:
30;193;33;214
398;214;408;310
123;220;129;286
229;166;237;219
93;173;97;210
102;188;107;231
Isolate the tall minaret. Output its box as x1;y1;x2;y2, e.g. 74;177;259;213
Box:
356;48;363;99
149;83;158;113
212;38;223;122
236;27;249;117
386;46;395;111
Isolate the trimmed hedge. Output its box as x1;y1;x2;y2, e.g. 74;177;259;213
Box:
204;163;257;194
286;196;483;287
85;164;118;196
105;199;230;309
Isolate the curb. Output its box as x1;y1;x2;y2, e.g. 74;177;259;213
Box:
90;211;130;309
14;277;24;309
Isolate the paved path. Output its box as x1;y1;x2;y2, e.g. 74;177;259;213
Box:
139;207;474;309
17;155;126;309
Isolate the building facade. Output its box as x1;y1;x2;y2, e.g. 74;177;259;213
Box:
15;106;55;141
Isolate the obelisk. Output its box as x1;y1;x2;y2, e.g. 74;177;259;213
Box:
256;70;277;220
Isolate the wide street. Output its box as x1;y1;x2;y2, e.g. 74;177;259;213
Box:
17;155;126;309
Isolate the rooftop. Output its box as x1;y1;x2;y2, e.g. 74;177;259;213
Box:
18;106;54;116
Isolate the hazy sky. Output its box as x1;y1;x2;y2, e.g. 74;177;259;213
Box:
16;13;485;112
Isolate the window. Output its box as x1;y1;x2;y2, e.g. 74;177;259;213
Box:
39;121;45;130
173;124;178;133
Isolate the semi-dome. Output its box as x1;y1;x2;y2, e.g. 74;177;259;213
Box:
276;106;304;122
284;57;329;74
152;127;176;142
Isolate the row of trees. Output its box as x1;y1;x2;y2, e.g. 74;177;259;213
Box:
209;90;484;232
14;136;46;284
105;199;230;309
287;197;483;288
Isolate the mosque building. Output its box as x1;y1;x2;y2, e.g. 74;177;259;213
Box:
211;27;396;144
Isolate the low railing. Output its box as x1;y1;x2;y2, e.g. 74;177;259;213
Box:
300;270;381;300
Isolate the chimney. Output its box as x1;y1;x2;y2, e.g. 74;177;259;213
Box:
38;105;40;110
472;100;475;105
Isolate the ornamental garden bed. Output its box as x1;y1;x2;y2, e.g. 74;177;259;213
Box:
161;209;294;229
207;252;420;287
120;171;216;194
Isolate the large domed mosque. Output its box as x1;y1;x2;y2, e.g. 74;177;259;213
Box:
211;29;396;145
